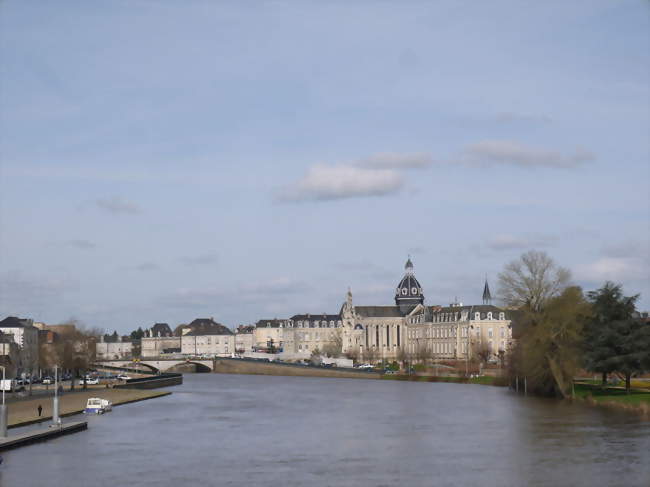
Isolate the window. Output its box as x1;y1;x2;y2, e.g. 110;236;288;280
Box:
500;327;505;338
402;288;407;295
411;287;417;294
499;312;505;320
487;312;493;320
488;328;493;338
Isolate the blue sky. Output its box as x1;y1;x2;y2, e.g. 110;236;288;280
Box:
1;0;648;333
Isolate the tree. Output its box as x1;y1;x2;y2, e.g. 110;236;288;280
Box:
364;346;377;364
130;327;144;340
321;329;343;358
585;282;650;393
498;250;571;312
472;342;491;364
512;286;591;397
396;347;408;369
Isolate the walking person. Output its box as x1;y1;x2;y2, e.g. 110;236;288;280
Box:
37;404;43;417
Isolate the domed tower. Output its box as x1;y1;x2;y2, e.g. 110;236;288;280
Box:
395;257;424;314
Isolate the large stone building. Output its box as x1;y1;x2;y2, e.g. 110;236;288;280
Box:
339;258;515;362
141;323;181;357
96;333;133;360
250;258;515;364
180;318;234;356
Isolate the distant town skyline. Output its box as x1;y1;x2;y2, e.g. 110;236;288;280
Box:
1;1;648;333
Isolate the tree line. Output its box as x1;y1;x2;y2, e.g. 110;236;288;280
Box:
499;250;650;397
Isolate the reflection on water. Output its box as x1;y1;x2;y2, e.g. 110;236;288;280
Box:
1;374;648;487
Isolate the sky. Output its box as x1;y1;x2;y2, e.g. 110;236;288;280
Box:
0;0;648;333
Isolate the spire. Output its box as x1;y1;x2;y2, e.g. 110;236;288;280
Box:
405;255;414;274
482;276;492;305
346;287;353;306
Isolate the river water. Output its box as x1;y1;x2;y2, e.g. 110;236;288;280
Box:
1;374;648;487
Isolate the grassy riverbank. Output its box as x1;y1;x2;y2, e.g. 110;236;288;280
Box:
381;374;509;386
573;383;650;415
7;388;171;428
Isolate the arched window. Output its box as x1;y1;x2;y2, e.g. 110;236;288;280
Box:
487;312;492;320
475;312;480;320
499;312;505;320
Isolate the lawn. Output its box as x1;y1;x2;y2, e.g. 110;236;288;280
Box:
573;383;650;409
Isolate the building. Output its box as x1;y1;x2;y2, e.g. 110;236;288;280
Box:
0;332;21;378
253;319;292;352
141;323;181;357
180;318;234;356
96;333;133;360
0;316;39;374
234;325;255;354
337;259;514;363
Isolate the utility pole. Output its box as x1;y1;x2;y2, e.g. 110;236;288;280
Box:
0;366;7;437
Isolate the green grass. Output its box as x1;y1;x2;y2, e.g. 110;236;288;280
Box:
573;383;650;408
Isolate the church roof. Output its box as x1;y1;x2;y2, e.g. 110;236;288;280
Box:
185;318;233;335
354;306;404;318
482;279;492;303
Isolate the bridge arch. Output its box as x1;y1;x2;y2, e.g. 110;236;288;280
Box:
165;361;212;373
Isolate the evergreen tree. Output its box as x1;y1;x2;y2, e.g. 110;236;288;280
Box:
585;282;650;393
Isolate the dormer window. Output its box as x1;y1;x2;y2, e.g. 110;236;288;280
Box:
401;289;407;295
487;312;493;320
411;287;418;294
475;312;480;320
499;312;505;320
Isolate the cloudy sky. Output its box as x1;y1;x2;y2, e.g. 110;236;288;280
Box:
1;1;648;333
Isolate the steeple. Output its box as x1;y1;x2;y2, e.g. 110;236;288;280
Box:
405;255;414;275
482;276;492;305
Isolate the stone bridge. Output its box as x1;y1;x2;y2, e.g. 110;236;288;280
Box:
94;358;216;373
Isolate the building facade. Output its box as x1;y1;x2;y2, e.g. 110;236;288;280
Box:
0;316;40;374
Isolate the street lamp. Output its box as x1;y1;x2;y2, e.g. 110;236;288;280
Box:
0;365;7;437
52;365;61;426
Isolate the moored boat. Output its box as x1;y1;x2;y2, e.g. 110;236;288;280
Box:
84;397;112;414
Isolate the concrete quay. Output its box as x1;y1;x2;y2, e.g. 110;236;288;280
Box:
0;421;88;451
7;388;171;428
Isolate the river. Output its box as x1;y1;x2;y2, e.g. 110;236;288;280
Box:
1;373;648;487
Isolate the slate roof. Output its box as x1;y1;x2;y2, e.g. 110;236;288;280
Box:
255;319;291;329
427;304;515;321
185;318;233;336
151;323;172;337
354;306;405;318
0;316;32;328
290;314;340;322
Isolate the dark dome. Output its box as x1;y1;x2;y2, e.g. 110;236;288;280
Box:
395;274;424;301
395;258;424;312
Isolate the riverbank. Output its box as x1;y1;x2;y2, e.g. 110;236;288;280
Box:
213;358;382;379
7;388;171;428
381;374;509;386
573;383;650;416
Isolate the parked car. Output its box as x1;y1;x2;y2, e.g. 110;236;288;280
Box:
357;364;374;369
84;377;99;385
117;374;131;381
42;377;53;385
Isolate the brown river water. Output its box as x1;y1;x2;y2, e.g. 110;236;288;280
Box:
1;373;648;487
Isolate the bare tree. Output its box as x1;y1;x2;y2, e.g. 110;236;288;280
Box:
321;329;343;358
364;346;377;364
497;250;570;312
472;342;491;364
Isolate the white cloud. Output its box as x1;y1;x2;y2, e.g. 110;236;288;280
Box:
576;257;648;283
459;140;594;168
179;254;218;267
67;239;96;249
495;112;552;124
486;233;557;251
278;164;403;202
355;152;433;169
96;196;140;214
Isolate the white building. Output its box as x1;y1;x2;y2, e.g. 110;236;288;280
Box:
180;318;234;357
96;334;133;360
0;316;39;374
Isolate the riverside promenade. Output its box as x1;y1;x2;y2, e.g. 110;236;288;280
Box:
6;388;170;428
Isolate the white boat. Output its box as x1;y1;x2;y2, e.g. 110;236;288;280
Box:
84;397;113;414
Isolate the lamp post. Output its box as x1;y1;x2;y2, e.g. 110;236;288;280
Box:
52;365;60;426
0;365;7;437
